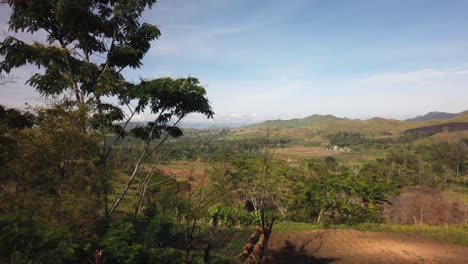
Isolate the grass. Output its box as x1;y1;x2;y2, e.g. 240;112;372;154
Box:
159;162;210;170
210;228;252;263
273;221;321;232
441;183;468;203
335;148;387;163
214;228;252;256
272;221;468;246
415;131;468;145
351;224;468;246
276;146;341;158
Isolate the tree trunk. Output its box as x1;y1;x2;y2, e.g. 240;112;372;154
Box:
109;149;147;215
317;209;323;224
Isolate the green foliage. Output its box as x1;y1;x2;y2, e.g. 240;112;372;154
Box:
327;132;366;147
0;0;214;221
0;0;214;139
380;139;468;185
0;103;106;230
326;131;432;151
0;105;35;167
1;0;159;97
247;114;340;130
0;214;78;264
1;1;467;255
302;161;395;224
231;157;299;219
208;203;254;227
101;214;183;264
0;105;35;130
125;77;214;143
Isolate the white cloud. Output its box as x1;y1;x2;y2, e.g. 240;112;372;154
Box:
148;0;311;57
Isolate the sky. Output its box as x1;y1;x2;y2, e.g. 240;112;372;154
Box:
1;0;468;124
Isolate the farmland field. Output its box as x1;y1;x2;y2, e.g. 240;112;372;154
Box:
276;146;342;158
269;229;468;264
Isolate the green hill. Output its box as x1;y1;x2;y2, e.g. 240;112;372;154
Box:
405;110;468;122
245;114;342;130
405;111;458;122
236;112;468;138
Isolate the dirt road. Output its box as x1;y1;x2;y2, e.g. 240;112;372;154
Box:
268;229;468;264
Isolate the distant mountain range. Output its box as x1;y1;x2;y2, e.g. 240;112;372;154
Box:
117;121;256;130
405;110;468;122
244;114;342;130
118;110;468;133
237;111;468;137
179;121;256;129
403;122;468;135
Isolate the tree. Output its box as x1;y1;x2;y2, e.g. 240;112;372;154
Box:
0;0;214;216
233;128;290;261
303;162;394;224
1;0;160;107
108;77;214;215
0;73;15;85
0;105;34;130
0;103;103;226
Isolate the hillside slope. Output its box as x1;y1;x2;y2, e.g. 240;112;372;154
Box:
404;122;468;135
245;114;342;130
237;112;468;137
406;111;458;122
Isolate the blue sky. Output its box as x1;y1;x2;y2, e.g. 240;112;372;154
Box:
1;0;468;123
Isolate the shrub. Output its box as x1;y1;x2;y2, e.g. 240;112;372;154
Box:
0;213;78;264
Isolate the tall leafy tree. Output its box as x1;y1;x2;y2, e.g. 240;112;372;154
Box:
1;0;160;107
0;104;102;225
0;0;214;215
231;128;289;261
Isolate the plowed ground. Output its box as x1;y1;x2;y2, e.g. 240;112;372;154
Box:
269;229;468;264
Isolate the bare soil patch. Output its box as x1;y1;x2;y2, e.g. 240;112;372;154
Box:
269;229;468;264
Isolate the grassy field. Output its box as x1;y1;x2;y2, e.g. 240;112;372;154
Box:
335;149;387;163
273;144;387;164
276;146;341;158
413;130;468;145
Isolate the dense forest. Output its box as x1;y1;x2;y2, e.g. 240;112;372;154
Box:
0;1;467;263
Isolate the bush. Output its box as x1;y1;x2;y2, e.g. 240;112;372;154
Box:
101;214;184;263
0;213;78;264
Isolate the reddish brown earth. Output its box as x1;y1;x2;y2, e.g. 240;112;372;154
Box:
268;229;468;264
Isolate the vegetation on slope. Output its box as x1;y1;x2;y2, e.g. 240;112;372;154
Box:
237;111;468;141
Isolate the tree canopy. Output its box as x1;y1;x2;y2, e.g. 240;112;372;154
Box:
1;0;159;104
0;0;214;217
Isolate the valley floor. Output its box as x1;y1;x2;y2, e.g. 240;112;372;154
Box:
269;229;468;264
